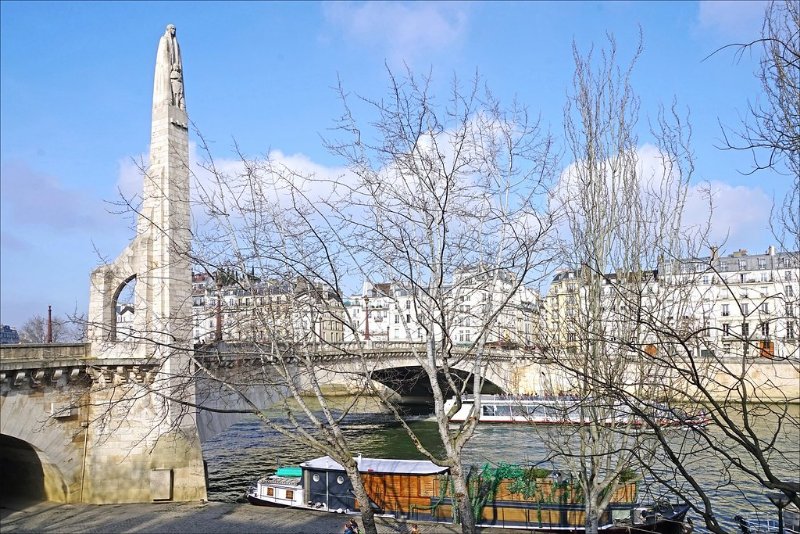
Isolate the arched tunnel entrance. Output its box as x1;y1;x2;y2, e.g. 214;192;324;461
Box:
369;366;504;406
0;434;66;509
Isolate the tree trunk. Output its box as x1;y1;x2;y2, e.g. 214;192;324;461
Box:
346;467;378;534
585;497;600;534
450;464;477;534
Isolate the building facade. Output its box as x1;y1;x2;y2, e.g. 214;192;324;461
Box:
543;246;799;361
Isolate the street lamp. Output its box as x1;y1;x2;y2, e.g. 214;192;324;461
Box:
363;296;370;341
767;492;790;534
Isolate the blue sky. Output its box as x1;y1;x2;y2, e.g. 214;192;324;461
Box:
0;1;786;328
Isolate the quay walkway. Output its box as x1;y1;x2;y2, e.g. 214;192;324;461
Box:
0;500;520;534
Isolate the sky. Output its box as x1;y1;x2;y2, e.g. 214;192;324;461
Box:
0;1;789;328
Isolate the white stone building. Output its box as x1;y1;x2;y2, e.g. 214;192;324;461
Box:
190;272;344;346
659;246;799;360
543;246;799;361
344;266;540;347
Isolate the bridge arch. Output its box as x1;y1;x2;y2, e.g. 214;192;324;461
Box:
0;381;89;504
0;434;69;504
368;365;504;403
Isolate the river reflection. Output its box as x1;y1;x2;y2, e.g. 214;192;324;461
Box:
203;402;798;532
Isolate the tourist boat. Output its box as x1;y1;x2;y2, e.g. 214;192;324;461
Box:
445;395;710;427
246;455;691;533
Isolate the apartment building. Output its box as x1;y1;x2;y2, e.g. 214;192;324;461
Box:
344;266;540;347
543;246;799;360
190;272;344;346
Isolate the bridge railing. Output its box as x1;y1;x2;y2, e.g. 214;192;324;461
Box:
0;343;90;363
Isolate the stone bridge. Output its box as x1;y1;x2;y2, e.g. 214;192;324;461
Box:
0;340;544;506
3;339;797;506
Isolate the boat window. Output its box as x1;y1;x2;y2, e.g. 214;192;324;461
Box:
495;405;512;416
286;490;294;500
511;405;527;416
337;475;345;484
482;405;496;416
312;474;320;482
267;487;274;496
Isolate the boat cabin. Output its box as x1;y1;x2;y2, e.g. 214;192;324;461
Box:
301;456;448;515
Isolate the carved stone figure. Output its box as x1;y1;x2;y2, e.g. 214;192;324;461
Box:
153;24;185;109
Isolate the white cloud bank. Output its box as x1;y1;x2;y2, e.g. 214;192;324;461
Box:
552;143;775;257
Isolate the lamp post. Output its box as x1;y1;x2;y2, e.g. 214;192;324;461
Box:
363;296;370;341
767;492;790;534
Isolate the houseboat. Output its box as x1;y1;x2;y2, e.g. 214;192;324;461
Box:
247;455;691;533
445;395;709;427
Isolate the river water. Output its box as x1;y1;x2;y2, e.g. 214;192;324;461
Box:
202;403;798;532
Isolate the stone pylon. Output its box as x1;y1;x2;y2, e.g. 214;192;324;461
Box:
88;24;191;356
84;24;205;503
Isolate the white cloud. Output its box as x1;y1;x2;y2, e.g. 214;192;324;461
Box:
115;143;352;231
323;2;469;64
551;144;774;259
697;1;766;41
684;180;773;253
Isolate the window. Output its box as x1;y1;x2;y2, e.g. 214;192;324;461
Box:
703;275;710;285
739;259;747;270
788;323;796;340
337;476;345;484
742;322;750;337
786;285;795;297
722;304;730;317
285;489;294;500
759;340;775;358
760;322;770;337
567;332;577;342
267;487;274;497
788;304;796;317
722;323;730;335
786;271;793;282
740;274;747;283
761;272;769;282
758;258;767;269
405;300;411;309
406;314;411;323
742;303;749;315
394;315;399;324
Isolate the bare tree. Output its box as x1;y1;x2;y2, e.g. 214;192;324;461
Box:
18;312;83;343
717;0;799;254
590;4;800;530
134;67;558;534
543;7;799;529
316;68;557;533
607;247;800;534
542;35;697;534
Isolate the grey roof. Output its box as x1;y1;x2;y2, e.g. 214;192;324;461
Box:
301;456;448;475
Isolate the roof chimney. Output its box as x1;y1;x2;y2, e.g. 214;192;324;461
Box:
767;245;776;256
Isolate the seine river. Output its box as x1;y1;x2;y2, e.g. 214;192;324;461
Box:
202;403;798;532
